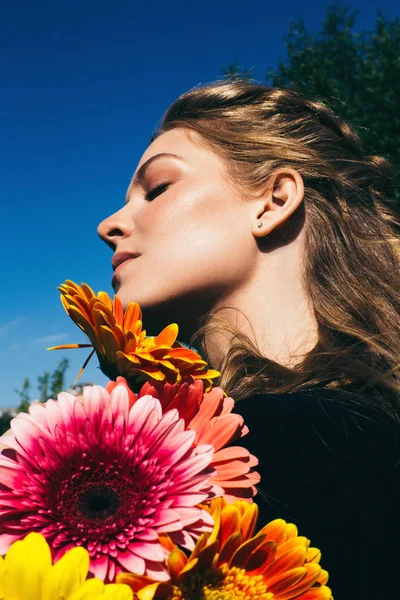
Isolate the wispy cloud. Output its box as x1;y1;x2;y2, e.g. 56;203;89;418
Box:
0;318;23;337
34;333;69;344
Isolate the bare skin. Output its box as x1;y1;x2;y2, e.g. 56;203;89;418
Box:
98;128;318;370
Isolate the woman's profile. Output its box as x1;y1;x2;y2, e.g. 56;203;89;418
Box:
98;80;400;599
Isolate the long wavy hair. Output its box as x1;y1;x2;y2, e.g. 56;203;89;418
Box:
153;79;400;418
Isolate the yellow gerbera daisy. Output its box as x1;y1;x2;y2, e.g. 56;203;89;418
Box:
118;498;332;600
49;280;219;390
0;532;132;600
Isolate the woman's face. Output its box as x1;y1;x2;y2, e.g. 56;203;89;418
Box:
98;128;259;335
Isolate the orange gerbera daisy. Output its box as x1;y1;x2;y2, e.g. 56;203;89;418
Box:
49;280;219;390
118;498;332;600
107;377;261;504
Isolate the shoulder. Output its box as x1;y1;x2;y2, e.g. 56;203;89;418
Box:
234;385;397;423
234;387;399;457
233;388;400;598
234;387;400;505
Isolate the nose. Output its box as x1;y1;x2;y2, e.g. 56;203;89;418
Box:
97;207;133;251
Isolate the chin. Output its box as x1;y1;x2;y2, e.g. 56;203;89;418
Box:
114;282;169;316
114;282;212;341
114;286;146;311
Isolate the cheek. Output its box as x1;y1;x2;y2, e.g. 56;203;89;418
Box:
140;190;252;281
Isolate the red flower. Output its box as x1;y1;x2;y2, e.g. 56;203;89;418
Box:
0;383;222;582
107;377;260;502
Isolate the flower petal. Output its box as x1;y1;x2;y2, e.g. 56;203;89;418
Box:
4;533;52;600
42;547;89;600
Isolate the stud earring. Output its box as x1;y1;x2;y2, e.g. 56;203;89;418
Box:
257;220;263;228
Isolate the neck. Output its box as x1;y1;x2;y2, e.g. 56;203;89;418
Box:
203;249;319;370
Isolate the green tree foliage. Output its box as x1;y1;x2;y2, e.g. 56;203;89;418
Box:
2;359;71;434
224;4;400;203
3;358;71;435
0;411;14;435
14;377;31;413
49;357;70;398
35;359;70;403
37;371;51;402
10;358;71;427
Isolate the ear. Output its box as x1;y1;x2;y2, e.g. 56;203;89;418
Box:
251;168;304;237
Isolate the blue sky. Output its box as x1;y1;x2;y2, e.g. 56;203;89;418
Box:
1;0;398;407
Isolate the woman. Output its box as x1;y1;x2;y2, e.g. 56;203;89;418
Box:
98;80;400;599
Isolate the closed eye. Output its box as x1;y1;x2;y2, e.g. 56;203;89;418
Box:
145;182;171;202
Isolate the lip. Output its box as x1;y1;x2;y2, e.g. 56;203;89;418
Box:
111;253;140;285
112;252;141;271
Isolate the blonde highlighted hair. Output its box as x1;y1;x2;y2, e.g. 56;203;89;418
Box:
153;79;400;417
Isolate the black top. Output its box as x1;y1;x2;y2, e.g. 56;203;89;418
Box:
234;389;400;600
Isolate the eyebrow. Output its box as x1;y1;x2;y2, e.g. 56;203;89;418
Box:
126;152;185;201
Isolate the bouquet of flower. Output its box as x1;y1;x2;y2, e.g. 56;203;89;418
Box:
0;281;332;599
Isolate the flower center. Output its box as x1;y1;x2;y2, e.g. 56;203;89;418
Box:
171;565;272;600
50;453;167;536
77;484;121;520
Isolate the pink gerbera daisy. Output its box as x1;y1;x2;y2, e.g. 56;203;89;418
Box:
0;384;221;582
107;378;260;502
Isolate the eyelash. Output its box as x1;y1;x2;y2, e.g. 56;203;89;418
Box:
145;182;170;202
